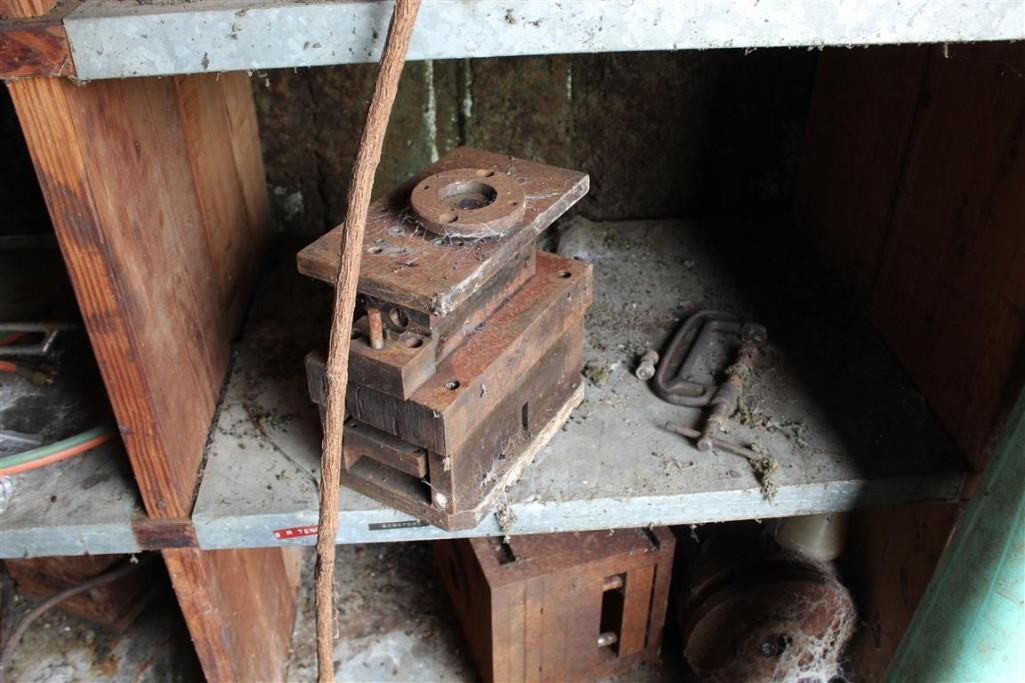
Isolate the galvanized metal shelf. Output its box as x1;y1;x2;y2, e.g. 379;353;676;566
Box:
63;0;1025;81
191;218;967;548
0;439;144;558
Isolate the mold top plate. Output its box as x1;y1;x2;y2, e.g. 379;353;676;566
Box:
297;147;589;317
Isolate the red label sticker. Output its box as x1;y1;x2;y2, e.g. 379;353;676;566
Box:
273;525;319;540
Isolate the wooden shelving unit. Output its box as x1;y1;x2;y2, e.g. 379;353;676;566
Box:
2;2;1021;680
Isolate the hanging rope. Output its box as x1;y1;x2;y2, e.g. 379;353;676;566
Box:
314;1;421;681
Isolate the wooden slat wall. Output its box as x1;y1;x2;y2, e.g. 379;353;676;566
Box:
792;46;930;304
795;42;1025;469
794;42;1025;681
872;42;1025;466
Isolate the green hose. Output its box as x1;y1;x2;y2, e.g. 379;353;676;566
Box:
0;425;114;470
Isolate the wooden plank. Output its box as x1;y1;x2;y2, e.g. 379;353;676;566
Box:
792;46;929;303
7;61;295;683
163;547;302;683
7;72;269;518
1;0;58;17
0;14;73;79
872;42;1025;469
0;0;75;79
842;502;961;682
793;43;1025;682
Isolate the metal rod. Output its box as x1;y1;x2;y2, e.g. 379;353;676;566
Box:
366;307;385;349
667;423;764;462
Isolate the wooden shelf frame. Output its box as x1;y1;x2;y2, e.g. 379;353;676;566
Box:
3;3;302;677
3;0;1024;82
2;0;1021;674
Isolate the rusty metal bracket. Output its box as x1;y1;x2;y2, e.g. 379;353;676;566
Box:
652;310;767;452
0;322;76;357
651;310;765;406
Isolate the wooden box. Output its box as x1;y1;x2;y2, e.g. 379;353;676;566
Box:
435;527;675;682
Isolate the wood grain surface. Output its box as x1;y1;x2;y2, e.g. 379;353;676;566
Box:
794;42;1025;681
8;72;270;518
164;547;303;683
436;527;674;683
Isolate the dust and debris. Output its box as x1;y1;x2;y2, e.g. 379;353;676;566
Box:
495;497;517;544
0;577;200;682
286;546;472;682
748;442;779;501
582;362;611;387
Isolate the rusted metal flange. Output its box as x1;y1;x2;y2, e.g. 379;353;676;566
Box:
410;168;526;239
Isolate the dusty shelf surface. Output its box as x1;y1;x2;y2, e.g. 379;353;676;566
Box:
0;439;142;558
0;249;145;559
193;218;966;549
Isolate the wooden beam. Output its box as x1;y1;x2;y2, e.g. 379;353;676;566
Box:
6;54;294;679
164;547;303;682
0;0;75;80
8;72;268;518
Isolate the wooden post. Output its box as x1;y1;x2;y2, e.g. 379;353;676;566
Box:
6;2;301;676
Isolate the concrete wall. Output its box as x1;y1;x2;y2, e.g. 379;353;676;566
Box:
253;49;817;235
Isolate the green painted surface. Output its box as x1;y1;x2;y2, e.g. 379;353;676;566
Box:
887;390;1025;682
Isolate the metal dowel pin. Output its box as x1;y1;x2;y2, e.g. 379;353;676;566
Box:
367;307;385;350
635;349;660;380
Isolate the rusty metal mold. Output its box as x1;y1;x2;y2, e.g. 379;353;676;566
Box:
298;149;591;530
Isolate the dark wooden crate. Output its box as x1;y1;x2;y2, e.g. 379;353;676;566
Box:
435;527;675;682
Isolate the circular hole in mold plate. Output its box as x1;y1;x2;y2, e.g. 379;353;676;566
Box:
439;180;497;211
402;335;425;349
559;271;572;279
388;308;409;331
367;246;384;254
444;380;460;391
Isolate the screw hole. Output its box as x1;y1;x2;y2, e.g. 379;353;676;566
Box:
453;240;465;247
368;246;383;254
559;271;572;278
402;335;424;349
444;380;460;391
389;225;404;235
475;169;495;178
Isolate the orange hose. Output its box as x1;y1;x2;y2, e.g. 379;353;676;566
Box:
0;361;15;373
0;331;25;347
0;431;112;477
